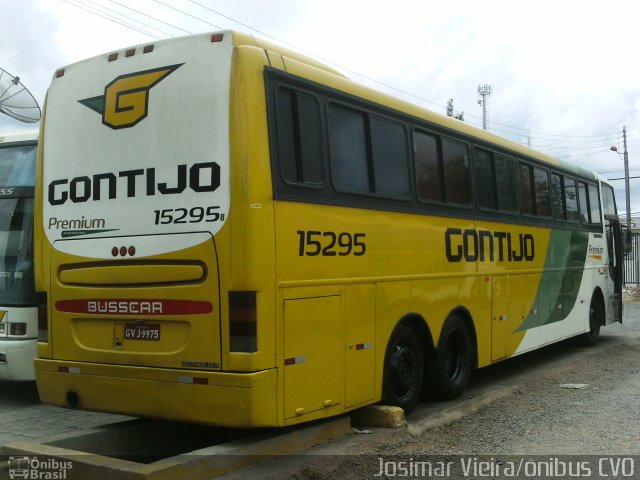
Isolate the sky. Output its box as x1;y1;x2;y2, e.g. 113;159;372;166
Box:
3;0;640;220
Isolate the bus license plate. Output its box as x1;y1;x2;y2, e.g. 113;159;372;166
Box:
124;324;160;341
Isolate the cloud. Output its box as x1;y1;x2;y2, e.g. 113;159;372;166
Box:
4;0;640;215
1;1;64;126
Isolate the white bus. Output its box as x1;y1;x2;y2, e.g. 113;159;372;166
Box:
0;129;38;381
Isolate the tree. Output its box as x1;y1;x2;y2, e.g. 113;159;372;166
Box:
446;99;464;121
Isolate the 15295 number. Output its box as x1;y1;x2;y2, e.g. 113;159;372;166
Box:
297;230;366;257
154;206;224;225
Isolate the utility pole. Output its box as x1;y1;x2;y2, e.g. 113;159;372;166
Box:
611;126;631;230
477;84;492;130
623;125;631;230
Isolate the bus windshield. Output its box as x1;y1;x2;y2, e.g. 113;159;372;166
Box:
0;144;36;186
0;143;36;306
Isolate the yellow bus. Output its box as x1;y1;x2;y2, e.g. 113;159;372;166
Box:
35;30;625;427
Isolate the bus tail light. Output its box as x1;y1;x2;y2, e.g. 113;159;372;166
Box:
229;292;257;352
37;292;48;342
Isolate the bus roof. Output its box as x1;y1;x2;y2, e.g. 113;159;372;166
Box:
0;129;38;144
231;32;598;182
49;29;595;181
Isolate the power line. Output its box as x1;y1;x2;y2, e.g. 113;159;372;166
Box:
150;0;222;30
108;0;192;35
62;0;163;39
81;0;177;38
62;1;640;158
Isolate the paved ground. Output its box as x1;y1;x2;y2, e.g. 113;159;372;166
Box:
227;301;640;479
0;381;130;446
1;300;639;480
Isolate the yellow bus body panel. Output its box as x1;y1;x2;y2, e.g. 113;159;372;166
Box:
35;359;278;427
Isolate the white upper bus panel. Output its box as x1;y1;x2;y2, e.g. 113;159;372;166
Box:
42;32;232;247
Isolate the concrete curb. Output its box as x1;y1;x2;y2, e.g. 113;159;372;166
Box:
0;416;350;480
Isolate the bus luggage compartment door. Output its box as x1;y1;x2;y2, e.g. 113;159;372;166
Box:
283;294;343;420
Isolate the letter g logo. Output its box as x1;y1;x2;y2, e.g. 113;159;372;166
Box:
79;64;183;129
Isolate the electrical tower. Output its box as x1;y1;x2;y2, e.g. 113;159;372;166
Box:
477;84;492;130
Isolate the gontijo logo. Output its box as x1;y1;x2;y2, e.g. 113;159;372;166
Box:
78;64;183;129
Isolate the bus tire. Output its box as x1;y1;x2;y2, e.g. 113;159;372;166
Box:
382;324;424;414
431;315;472;400
577;293;603;346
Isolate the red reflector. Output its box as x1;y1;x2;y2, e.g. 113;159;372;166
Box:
125;49;135;57
128;246;136;256
143;45;154;54
119;246;127;257
193;377;208;385
108;53;118;62
284;356;305;366
56;69;65;78
211;33;224;43
111;247;118;257
58;366;70;373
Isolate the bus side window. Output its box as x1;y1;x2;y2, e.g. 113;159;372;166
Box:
494;154;517;212
517;163;534;215
276;87;323;186
328;104;369;192
474;148;495;209
414;130;443;202
370;117;409;196
602;184;617;218
551;173;566;220
441;138;471;205
474;149;517;213
578;181;589;224
588;183;602;224
564;176;579;222
533;167;551;217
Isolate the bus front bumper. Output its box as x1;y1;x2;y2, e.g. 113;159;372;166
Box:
34;359;278;427
0;339;36;381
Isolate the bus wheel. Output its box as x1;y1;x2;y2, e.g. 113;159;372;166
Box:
382;324;424;414
578;293;603;346
432;315;472;400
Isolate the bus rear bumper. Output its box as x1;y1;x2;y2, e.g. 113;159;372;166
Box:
0;339;36;381
34;359;278;427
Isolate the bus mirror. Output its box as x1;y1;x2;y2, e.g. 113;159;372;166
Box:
624;230;633;254
604;214;619;222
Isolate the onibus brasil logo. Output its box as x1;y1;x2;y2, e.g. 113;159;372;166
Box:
8;456;72;479
78;64;183;129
